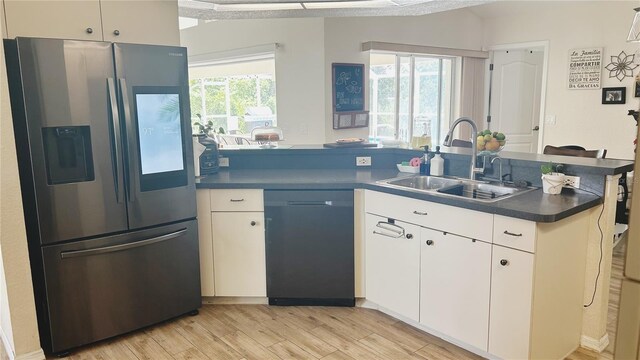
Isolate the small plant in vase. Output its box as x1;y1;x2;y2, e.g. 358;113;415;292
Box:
541;162;565;195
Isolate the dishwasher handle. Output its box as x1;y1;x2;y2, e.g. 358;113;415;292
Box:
287;200;334;206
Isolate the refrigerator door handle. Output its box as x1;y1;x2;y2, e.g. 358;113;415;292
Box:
118;78;135;203
60;228;187;259
107;78;123;204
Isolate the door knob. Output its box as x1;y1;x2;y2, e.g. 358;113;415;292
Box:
250;221;257;226
500;259;509;266
113;30;120;36
532;126;540;131
86;27;93;34
426;240;434;246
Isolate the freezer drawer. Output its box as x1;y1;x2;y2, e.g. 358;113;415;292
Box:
41;220;200;353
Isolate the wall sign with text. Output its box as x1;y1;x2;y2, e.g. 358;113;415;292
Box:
568;47;602;90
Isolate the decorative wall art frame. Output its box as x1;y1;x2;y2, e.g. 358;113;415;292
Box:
332;63;369;129
568;48;602;89
605;51;639;82
602;87;626;104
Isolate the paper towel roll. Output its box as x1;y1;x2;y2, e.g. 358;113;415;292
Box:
193;138;207;177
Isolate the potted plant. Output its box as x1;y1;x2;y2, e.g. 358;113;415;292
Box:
541;162;565;195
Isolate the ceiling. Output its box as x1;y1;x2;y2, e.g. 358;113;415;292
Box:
179;0;496;20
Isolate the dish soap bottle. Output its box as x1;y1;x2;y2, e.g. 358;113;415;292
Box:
431;146;444;176
420;146;430;175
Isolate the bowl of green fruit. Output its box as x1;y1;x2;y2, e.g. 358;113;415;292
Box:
476;130;506;155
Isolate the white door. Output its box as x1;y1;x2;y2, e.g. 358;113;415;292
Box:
489;245;535;360
365;214;420;322
420;228;491;351
212;212;266;297
489;49;544;153
100;0;180;46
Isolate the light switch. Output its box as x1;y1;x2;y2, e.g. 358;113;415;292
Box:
545;115;557;125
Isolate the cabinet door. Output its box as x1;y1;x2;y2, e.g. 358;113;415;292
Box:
197;190;214;296
4;0;103;40
489;245;534;359
365;214;420;321
420;229;491;351
212;212;266;297
100;0;179;45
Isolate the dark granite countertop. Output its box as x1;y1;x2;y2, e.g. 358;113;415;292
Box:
196;169;602;222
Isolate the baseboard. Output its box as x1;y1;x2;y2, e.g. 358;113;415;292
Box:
14;349;45;360
0;327;45;360
580;333;610;353
203;296;269;305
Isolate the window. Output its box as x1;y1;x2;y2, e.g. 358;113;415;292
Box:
369;53;455;146
189;56;277;136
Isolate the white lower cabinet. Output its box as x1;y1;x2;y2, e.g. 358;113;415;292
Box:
212;212;266;297
365;214;420;322
420;228;491;351
489;245;534;360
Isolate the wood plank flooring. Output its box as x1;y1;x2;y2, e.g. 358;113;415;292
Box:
48;242;626;360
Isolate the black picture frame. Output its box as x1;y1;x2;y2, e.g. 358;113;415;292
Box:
602;87;626;104
635;82;640;98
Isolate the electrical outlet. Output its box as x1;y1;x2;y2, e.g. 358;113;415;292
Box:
219;157;229;167
564;175;580;189
356;156;372;167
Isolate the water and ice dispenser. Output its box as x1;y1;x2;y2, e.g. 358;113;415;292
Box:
42;126;95;185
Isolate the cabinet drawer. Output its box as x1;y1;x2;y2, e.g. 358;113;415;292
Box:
493;215;536;253
364;190;493;242
210;189;264;212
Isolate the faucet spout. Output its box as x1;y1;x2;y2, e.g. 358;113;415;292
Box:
443;117;484;180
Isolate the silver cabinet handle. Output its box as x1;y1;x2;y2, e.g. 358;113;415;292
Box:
86;27;94;34
113;29;120;36
230;199;245;202
61;229;187;259
503;230;523;237
413;211;428;215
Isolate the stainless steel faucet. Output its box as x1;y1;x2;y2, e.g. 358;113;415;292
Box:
443;117;485;181
491;156;503;184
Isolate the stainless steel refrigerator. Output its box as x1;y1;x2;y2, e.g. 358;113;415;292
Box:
4;37;200;355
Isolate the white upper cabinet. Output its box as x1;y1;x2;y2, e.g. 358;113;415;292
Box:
3;0;179;45
100;0;179;45
4;0;103;40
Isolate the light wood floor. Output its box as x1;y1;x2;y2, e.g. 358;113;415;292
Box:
51;242;626;360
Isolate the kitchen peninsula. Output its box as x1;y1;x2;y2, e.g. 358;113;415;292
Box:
195;145;632;359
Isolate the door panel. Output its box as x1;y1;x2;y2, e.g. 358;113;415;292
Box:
365;214;420;321
100;0;180;46
490;49;544;153
14;38;127;244
42;220;201;352
114;43;196;229
420;229;491;351
212;212;266;296
489;245;534;359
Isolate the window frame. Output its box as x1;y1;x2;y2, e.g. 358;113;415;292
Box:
369;52;459;146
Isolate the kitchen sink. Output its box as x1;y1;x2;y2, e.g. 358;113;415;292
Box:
436;182;534;202
382;176;462;191
377;175;536;203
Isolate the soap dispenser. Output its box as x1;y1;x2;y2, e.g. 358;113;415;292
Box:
420;146;430;175
431;146;444;176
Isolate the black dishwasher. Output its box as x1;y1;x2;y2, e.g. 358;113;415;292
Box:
265;190;354;306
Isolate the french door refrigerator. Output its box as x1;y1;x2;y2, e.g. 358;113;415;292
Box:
4;37;200;355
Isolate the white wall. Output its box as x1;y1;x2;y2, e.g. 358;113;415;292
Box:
323;10;485;142
0;16;44;359
479;1;639;160
180;18;326;145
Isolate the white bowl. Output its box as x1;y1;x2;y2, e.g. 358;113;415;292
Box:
397;164;420;173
